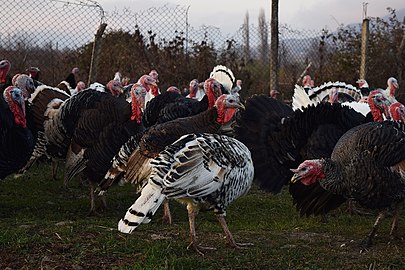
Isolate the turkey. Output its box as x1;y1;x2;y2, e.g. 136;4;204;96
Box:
291;121;405;247
137;74;158;106
366;89;393;122
302;74;314;94
26;66;43;88
100;94;243;223
0;86;34;179
389;102;405;122
384;77;399;103
187;79;205;101
16;85;71;178
105;79;124;97
59;86;146;214
13;74;36;100
231;79;242;95
356;79;370;97
118;133;254;255
290;90;401;217
292;80;362;111
235;95;367;196
64;67;79;89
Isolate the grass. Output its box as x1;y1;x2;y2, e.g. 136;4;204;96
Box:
0;162;404;269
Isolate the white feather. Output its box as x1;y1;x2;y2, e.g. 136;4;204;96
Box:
292;85;315;111
209;65;235;92
341;101;370;116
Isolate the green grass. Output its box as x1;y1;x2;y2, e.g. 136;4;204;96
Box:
0;162;404;269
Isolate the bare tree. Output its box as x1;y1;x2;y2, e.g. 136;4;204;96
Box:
258;8;269;63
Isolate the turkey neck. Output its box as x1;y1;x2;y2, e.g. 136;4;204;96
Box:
318;159;346;196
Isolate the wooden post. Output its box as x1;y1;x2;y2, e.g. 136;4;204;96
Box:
359;18;369;80
270;0;279;95
88;23;107;85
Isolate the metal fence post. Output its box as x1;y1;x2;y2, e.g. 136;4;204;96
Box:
359;18;369;80
270;0;279;95
88;23;107;85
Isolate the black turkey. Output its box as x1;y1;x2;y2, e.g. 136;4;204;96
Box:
234;95;368;217
0;86;34;179
291;121;405;247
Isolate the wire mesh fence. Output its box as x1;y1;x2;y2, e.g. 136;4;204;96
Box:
0;0;104;86
1;1;403;99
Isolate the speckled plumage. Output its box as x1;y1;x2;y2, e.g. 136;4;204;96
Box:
118;133;254;234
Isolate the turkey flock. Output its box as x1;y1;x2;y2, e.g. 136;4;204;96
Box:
1;59;404;254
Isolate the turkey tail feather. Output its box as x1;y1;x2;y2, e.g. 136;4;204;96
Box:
118;183;165;234
16;131;48;176
64;143;86;184
210;65;235;92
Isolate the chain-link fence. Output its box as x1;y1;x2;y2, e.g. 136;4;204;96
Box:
1;1;403;100
0;0;103;86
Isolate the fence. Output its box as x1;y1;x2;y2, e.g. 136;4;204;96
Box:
0;0;103;86
0;0;403;100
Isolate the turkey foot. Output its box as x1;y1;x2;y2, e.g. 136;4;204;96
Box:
217;215;253;249
187;241;216;256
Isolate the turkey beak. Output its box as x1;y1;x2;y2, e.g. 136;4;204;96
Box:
290;174;300;184
393;82;399;89
236;101;245;110
290;168;300;183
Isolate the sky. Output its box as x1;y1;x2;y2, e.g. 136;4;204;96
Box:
96;0;404;35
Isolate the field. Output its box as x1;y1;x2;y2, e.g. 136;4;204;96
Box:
0;162;404;269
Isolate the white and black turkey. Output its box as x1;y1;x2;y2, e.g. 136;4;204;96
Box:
100;94;243;223
17;85;72;178
118;133;254;255
100;94;243;193
292;80;363;111
291;121;405;247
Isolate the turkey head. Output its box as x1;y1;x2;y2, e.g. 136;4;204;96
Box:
291;159;326;186
204;78;222;108
131;83;147;122
215;94;244;124
3;86;26;127
106;79;123;97
0;59;11;83
367;89;391;122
